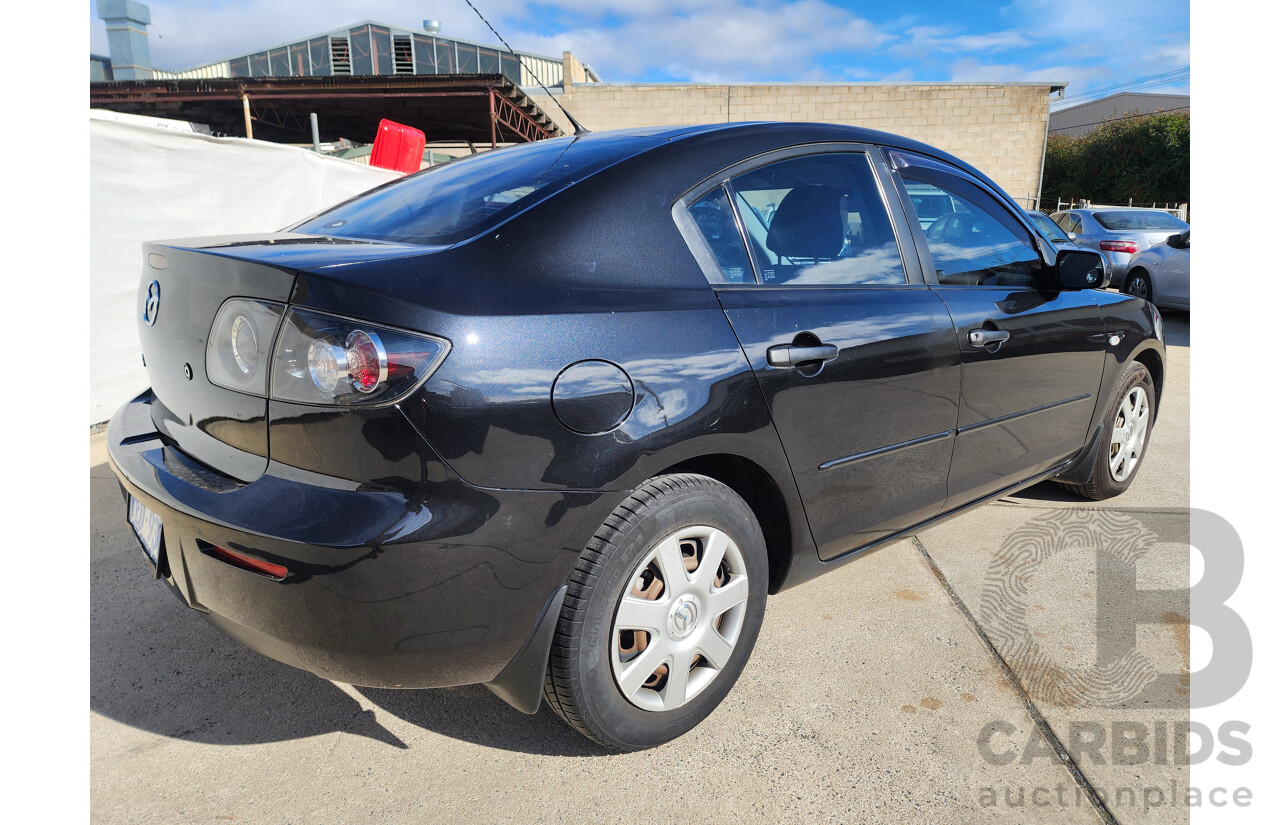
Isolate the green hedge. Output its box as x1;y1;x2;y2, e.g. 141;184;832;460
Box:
1041;111;1189;210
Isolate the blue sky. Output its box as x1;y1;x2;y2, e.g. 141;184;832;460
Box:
89;0;1190;108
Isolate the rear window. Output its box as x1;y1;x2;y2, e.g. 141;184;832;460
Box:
291;133;657;246
1092;210;1189;231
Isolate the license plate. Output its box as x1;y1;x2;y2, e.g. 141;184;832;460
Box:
128;496;164;566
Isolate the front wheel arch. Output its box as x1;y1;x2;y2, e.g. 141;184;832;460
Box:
1124;268;1154;302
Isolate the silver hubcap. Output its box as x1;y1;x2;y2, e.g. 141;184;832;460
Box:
1127;277;1149;299
610;525;749;712
1109;386;1150;481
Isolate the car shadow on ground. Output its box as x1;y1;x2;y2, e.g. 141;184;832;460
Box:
90;464;610;757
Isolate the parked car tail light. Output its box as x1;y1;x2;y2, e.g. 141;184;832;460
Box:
271;308;450;406
1100;240;1140;254
206;302;449;406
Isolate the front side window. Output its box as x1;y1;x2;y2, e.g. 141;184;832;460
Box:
726;153;906;286
902;168;1042;287
1029;211;1070;244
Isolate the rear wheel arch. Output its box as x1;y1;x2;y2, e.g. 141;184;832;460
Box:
657;453;796;593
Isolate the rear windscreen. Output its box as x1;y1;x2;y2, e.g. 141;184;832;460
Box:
291;132;659;246
1093;210;1188;231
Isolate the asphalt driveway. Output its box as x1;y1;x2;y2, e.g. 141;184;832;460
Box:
90;312;1190;824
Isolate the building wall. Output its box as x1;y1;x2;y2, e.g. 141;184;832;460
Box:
531;82;1057;205
1049;92;1189;137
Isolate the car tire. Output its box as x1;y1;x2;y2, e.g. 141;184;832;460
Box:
1125;269;1154;303
542;473;768;751
1058;361;1156;501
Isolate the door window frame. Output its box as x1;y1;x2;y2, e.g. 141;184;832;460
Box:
671;143;928;289
885;150;1057;289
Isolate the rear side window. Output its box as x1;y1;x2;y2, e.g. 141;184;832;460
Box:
688;187;753;283
1092;210;1189;231
291;133;658;246
726;153;906;286
1053;213;1081;234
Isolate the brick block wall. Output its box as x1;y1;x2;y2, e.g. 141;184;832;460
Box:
528;83;1055;205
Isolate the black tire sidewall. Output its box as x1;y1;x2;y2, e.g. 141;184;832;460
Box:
1091;362;1156;497
1126;271;1152;301
569;482;768;750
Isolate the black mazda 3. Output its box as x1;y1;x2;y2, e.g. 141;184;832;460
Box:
107;122;1164;750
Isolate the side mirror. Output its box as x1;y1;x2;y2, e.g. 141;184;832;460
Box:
1055;249;1105;290
1167;233;1183;248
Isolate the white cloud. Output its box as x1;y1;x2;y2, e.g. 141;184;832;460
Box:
891;26;1032;58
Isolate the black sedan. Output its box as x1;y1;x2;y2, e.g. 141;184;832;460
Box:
107;122;1164;751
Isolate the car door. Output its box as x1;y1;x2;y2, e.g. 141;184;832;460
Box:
675;146;962;559
1164;231;1191;305
887;150;1109;506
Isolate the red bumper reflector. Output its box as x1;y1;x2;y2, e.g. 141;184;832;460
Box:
206;544;289;580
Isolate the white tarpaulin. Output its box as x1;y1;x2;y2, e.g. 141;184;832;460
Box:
89;109;400;425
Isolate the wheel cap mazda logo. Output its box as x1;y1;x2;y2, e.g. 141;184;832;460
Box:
143;280;161;326
669;598;700;639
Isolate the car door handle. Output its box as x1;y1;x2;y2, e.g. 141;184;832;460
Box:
767;343;839;367
968;328;1011;347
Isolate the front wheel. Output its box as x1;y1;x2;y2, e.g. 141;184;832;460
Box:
1058;361;1156;500
542;474;768;750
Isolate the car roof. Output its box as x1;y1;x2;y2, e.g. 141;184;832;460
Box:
597;121;1008;199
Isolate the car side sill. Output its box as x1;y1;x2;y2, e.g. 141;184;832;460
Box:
819;460;1072;567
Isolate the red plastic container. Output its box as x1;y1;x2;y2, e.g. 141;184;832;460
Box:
369;119;426;175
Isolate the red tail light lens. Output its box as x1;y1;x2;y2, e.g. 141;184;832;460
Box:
272;308;450;406
1100;240;1140;254
344;330;388;394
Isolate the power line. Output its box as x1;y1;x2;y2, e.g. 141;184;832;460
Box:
1060;66;1190;103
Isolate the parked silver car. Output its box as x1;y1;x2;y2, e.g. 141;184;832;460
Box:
1124;229;1190;310
1050;207;1189;282
1026;210;1111;287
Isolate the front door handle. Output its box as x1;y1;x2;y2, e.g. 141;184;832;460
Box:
968;328;1011;347
767;343;839;367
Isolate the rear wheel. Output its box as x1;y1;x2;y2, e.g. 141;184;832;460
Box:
1058;361;1155;500
1125;269;1153;302
542;474;768;750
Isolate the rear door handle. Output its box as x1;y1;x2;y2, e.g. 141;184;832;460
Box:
968;328;1011;347
767;343;839;367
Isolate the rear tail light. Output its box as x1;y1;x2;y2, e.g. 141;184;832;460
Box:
1100;240;1140;254
271;308;449;406
205;302;450;406
206;299;285;396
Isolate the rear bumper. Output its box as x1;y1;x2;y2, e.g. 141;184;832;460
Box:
1102;250;1134;280
107;390;619;690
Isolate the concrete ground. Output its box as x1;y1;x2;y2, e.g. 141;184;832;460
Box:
90;312;1190;824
